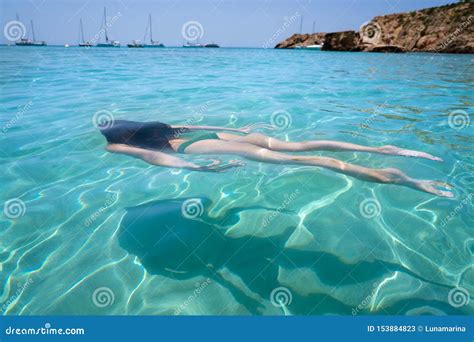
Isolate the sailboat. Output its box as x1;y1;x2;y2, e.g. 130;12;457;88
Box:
127;40;144;48
30;20;46;46
96;7;120;47
144;14;164;48
182;41;204;48
78;19;93;47
15;15;46;46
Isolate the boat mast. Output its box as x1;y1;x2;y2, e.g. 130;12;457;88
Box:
149;14;153;43
103;7;109;42
312;21;315;33
31;20;36;42
80;18;85;43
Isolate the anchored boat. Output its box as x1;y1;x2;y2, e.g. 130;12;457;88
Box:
78;19;93;47
127;40;144;48
128;14;164;48
144;14;164;48
183;42;204;48
15;15;46;46
96;7;120;47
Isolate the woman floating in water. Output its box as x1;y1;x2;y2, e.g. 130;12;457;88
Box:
100;120;453;198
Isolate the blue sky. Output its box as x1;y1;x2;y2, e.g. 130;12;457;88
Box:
1;0;457;47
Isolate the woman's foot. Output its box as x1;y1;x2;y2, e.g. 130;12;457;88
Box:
377;168;454;198
411;180;454;198
378;145;442;162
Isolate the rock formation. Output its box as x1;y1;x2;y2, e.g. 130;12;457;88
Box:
321;31;361;51
274;33;325;49
275;2;474;53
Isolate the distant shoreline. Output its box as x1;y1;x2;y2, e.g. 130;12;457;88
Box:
2;44;474;55
275;2;473;54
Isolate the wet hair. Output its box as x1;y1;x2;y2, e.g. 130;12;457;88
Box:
99;120;188;150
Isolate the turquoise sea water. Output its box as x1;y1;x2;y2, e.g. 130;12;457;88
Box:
0;46;473;315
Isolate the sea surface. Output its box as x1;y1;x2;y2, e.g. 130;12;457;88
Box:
0;46;473;315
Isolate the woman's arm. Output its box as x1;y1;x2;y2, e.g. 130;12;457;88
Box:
171;125;243;133
105;144;243;172
171;122;275;134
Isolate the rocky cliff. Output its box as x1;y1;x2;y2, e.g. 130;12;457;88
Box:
276;2;474;53
274;33;326;49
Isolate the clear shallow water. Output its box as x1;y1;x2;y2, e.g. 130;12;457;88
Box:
0;46;473;315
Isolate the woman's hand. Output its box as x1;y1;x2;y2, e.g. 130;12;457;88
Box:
195;159;246;172
238;122;276;134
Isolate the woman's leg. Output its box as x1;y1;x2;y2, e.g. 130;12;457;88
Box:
217;133;442;161
185;139;453;197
